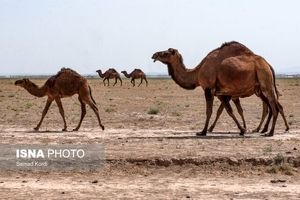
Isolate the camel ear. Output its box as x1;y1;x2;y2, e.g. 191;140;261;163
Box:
168;48;177;55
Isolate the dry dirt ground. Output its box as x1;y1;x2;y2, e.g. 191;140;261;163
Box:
0;78;299;199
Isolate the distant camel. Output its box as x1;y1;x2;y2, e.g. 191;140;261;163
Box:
15;68;105;131
152;41;288;136
121;69;148;87
96;68;122;86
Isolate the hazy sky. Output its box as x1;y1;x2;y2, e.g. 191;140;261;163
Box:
0;0;299;75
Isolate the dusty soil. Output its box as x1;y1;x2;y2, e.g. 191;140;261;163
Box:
0;78;299;199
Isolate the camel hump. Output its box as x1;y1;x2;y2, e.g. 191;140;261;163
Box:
46;67;83;88
109;68;117;72
134;68;143;73
58;67;81;76
220;41;241;48
46;75;56;88
220;41;254;54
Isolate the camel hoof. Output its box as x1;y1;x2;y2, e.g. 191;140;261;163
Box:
101;125;105;131
208;127;214;132
62;128;67;132
260;128;268;133
239;128;246;136
262;133;273;137
196;131;206;136
285;127;290;132
73;128;79;132
34;127;39;131
252;128;259;133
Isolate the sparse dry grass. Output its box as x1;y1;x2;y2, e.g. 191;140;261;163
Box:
0;78;299;131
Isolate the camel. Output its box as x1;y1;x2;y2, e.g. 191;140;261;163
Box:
121;69;148;87
152;41;288;136
96;68;122;86
207;62;289;133
15;68;105;131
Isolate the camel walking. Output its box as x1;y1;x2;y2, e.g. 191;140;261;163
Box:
96;68;122;86
205;44;289;133
15;68;105;131
121;69;148;87
208;92;289;133
152;41;288;136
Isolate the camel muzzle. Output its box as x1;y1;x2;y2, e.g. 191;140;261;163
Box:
152;53;158;62
15;80;22;86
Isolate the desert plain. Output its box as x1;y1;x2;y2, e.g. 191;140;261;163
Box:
0;77;299;199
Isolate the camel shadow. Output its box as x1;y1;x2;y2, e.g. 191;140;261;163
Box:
127;132;259;140
6;130;66;134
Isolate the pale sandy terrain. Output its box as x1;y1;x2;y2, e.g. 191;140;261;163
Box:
0;78;299;199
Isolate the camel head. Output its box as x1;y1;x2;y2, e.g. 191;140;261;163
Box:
15;78;31;88
96;70;105;78
152;48;182;64
121;71;127;74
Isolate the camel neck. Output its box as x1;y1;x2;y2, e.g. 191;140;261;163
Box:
167;60;200;90
24;83;47;97
123;72;131;78
98;72;105;78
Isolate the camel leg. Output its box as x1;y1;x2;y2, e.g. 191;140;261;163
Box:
262;100;289;133
266;100;278;136
278;101;290;131
261;97;272;133
107;78;110;86
103;78;107;86
73;97;86;131
34;98;53;131
260;92;278;137
261;111;272;133
55;98;67;131
208;103;224;132
252;101;268;132
131;78;135;87
81;90;104;130
87;101;104;130
118;77;122;86
138;78;143;87
232;98;246;129
144;78;148;87
218;96;246;135
113;78;117;86
197;89;214;136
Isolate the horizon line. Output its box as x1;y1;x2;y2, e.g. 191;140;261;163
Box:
1;73;300;78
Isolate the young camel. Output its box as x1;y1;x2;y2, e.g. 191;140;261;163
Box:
121;69;148;87
152;42;287;136
15;68;105;131
96;68;122;86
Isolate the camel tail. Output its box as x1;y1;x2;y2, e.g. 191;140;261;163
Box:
268;63;281;99
88;85;97;105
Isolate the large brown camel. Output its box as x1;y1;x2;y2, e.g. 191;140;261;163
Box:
96;68;122;86
121;69;148;87
152;42;287;136
15;68;105;131
208;92;289;133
